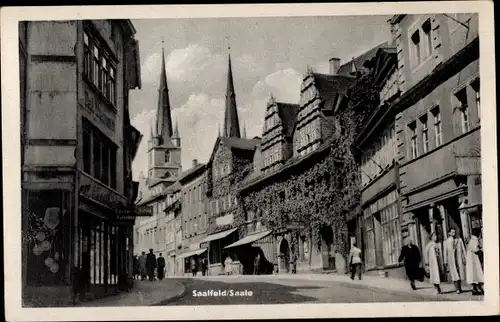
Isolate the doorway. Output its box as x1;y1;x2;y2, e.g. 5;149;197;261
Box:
279;238;290;273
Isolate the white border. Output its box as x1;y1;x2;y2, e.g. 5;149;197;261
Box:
2;1;498;321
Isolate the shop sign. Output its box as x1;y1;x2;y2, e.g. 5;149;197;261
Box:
285;221;305;230
79;173;126;209
116;205;153;217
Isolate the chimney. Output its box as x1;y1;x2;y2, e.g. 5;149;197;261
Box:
329;57;341;75
192;159;198;167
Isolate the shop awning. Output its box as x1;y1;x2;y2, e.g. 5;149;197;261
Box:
177;248;207;259
200;228;238;244
224;230;272;249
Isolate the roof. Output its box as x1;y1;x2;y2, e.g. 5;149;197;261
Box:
390;15;406;25
221;137;261;151
200;228;238;243
178;163;206;184
312;73;357;111
276;103;299;139
224;230;272;249
337;41;389;76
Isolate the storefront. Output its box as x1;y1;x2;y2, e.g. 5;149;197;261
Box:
224;230;274;274
200;228;238;275
362;189;401;271
177;247;207;275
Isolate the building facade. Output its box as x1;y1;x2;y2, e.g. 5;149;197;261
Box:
21;20;142;306
177;161;209;275
392;13;480;279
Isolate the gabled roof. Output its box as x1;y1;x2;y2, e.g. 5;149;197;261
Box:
337;41;389;76
312;73;357;111
276;103;299;139
207;136;262;165
367;46;398;88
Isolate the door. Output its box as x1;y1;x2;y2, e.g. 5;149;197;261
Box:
373;212;384;267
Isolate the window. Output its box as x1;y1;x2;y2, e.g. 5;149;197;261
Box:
471;78;480;122
432;107;442;147
83;119;117;189
455;88;469;133
422;19;433;58
83;32;92;80
408;122;418;159
93;45;100;87
380;197;401;266
420;115;429;153
84;30;117;106
411;30;421;66
165;151;170;163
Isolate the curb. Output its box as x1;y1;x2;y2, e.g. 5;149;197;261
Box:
153;280;189;305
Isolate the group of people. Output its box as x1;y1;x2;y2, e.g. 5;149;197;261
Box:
133;249;166;281
191;257;208;276
348;227;484;296
399;228;484;295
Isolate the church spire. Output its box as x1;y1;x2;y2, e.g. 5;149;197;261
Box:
156;39;174;144
223;39;241;138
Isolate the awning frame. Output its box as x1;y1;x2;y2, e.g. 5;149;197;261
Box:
224;230;272;249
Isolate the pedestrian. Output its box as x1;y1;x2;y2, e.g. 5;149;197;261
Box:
157;253;166;280
348;242;363;280
146;249;157;281
424;232;442;294
253;253;261;275
191;258;198;277
444;228;467;293
132;255;139;280
224;254;233;276
466;228;484;295
201;258;208;276
139;251;147;281
398;237;422;290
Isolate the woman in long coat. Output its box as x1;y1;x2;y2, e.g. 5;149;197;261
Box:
466;228;484;295
224;254;233;275
444;228;467;293
424;232;442;294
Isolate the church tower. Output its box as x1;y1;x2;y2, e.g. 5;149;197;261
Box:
222;51;241;138
147;43;181;187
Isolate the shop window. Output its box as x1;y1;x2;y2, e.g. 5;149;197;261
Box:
380;202;401;266
24;190;67;286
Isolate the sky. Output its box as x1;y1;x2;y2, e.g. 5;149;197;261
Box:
129;15;392;180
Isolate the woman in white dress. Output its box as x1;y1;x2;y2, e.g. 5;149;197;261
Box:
424;232;442;294
466;228;484;295
224;254;233;276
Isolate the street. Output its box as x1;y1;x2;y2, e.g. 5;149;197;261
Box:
153;275;479;305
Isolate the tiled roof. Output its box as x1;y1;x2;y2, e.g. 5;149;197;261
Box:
337;41;389;76
276;103;299;139
178;163;206;183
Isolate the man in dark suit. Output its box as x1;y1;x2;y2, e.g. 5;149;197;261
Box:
398;237;422;290
156;253;166;280
146;249;157;281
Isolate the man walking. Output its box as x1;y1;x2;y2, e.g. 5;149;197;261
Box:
444;228;467;293
146;249;157;282
157;253;166;280
398;237;422;290
138;251;147;281
349;242;363;280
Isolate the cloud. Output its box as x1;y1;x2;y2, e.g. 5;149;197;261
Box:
252;68;302;103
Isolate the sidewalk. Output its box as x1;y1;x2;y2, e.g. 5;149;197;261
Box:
76;279;186;307
193;273;483;301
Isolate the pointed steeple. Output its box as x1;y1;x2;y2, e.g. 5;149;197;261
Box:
172;118;181;147
156;39;174;145
223;41;241;138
